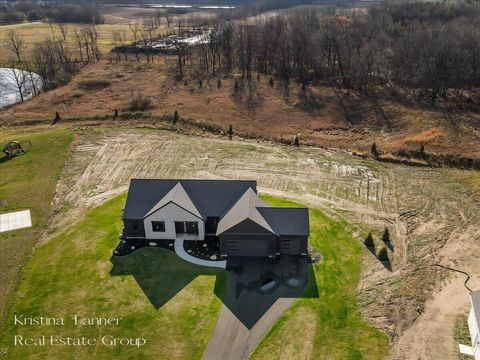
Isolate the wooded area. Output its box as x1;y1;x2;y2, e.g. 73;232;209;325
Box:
4;2;480;106
188;2;480;104
0;3;103;24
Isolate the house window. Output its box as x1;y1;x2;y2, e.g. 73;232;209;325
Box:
152;221;165;232
175;221;199;235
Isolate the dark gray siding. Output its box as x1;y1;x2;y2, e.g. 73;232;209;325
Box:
279;235;308;255
123;219;146;238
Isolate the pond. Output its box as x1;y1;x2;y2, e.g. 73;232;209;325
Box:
0;67;43;108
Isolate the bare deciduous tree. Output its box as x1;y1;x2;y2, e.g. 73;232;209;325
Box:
6;31;25;63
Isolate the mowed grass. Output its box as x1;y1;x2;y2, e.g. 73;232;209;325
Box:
252;195;389;360
0;128;73;323
0;194;226;360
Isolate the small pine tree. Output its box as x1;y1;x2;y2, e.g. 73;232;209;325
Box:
217;78;222;89
371;143;379;159
420;144;425;154
382;228;391;243
364;233;374;248
53;111;61;124
114;108;118;119
228;125;233;140
293;134;300;147
234;81;239;92
198;79;203;89
173;110;179;124
269;77;274;88
377;247;389;262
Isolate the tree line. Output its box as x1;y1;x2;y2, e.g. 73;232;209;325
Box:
187;2;480;104
0;2;103;24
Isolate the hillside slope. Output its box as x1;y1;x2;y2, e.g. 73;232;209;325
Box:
1;61;479;159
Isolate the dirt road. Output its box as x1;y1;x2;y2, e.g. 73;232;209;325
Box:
44;126;480;359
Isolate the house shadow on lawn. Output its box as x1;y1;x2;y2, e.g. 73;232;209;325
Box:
110;247;226;309
110;248;318;329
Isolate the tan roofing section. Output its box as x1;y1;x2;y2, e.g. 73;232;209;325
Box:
216;188;273;235
144;182;202;219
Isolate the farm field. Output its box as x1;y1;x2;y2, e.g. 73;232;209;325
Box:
0;128;73;323
0;22;157;65
0;125;478;359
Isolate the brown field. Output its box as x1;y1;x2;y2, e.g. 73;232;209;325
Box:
1;60;480;159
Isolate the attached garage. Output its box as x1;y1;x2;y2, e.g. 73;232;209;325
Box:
223;238;273;257
215;187;310;258
220;233;276;257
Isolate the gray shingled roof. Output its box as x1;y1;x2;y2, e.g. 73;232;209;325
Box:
216;188;274;235
122;179;257;220
123;179;310;239
472;291;480;327
257;207;310;236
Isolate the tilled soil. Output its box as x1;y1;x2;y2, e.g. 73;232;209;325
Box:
44;126;480;360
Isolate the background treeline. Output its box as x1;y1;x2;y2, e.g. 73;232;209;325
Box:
191;1;480;104
0;2;104;24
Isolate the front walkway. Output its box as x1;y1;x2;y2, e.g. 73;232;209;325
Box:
174;239;226;269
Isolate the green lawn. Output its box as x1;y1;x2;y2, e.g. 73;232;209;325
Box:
0;190;387;359
0;128;73;324
0;194;226;360
251;195;389;360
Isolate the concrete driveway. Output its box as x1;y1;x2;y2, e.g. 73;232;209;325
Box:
203;256;316;360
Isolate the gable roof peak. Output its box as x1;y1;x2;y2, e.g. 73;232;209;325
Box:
216;187;273;235
145;182;202;219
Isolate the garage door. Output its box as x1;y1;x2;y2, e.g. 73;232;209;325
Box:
226;239;271;257
281;238;302;255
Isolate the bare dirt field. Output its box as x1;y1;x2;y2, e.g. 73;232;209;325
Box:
34;124;480;359
2;61;479;159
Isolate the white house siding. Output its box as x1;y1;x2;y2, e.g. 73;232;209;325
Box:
143;202;204;240
468;305;480;360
